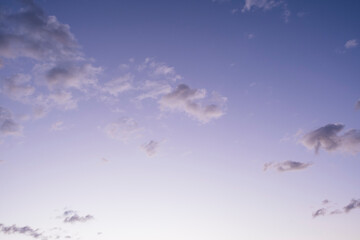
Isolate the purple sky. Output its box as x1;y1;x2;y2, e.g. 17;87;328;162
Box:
1;0;360;240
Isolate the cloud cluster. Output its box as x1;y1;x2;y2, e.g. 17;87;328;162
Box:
301;123;360;154
313;199;360;218
241;0;290;22
141;140;159;157
0;106;22;137
0;223;45;239
0;0;102;117
159;84;226;123
264;160;312;172
61;210;94;224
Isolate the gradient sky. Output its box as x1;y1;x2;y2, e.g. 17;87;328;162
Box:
1;0;360;240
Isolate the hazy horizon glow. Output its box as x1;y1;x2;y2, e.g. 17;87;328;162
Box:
1;0;360;240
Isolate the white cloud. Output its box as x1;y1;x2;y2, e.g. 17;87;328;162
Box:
345;39;358;49
136;80;172;101
104;117;142;142
138;58;182;82
242;0;281;12
159;84;226;123
102;73;133;96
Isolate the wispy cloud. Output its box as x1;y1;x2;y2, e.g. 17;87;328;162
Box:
104;117;143;142
301;123;360;154
0;106;22;137
141;140;159;157
102;73;133;96
264;160;312;172
50;121;65;131
345;39;358;49
242;0;282;12
60;210;94;224
241;0;290;23
159;84;226;123
312;198;360;218
312;208;326;218
0;223;45;239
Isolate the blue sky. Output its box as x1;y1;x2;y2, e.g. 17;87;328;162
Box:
1;0;360;240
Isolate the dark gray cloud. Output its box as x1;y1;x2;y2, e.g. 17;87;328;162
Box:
0;223;45;239
264;160;312;172
301;123;360;154
312;199;360;218
0;0;101;117
141;140;159;157
0;106;22;136
159;84;226;123
61;210;94;223
0;0;78;61
343;199;360;213
312;208;326;218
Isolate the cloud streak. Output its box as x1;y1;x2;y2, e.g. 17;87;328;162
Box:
264;160;312;172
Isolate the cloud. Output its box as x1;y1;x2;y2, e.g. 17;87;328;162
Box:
241;0;290;22
0;106;22;137
345;39;358;49
136;80;172;101
355;99;360;110
264;160;312;172
43;63;102;90
141;140;159;157
247;33;255;39
0;0;101;117
242;0;281;12
312;208;326;218
0;223;45;239
312;199;360;218
104;117;142;142
343;199;360;213
137;58;182;82
50;121;65;131
61;210;94;223
159;84;226;123
1;74;35;101
0;0;79;61
102;73;133;96
301;123;360;154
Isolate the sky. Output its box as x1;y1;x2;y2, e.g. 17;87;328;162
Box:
0;0;360;239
